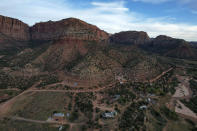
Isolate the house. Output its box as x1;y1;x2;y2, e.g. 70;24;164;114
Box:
139;105;147;110
146;98;151;103
102;111;117;118
115;75;126;84
112;95;120;101
53;113;65;122
59;126;63;131
66;113;70;118
74;82;78;87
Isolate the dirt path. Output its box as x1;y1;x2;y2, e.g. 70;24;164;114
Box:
149;68;173;83
0;82;40;117
0;88;21;91
11;116;64;124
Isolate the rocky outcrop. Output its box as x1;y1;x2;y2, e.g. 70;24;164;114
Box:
140;35;197;59
0;15;30;41
30;18;109;41
0;15;109;42
109;31;150;45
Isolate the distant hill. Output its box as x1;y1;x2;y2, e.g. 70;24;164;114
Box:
0;15;171;85
140;35;197;60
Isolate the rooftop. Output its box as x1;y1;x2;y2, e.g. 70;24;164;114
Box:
53;113;64;117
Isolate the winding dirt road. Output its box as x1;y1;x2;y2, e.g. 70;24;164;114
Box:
0;67;174;124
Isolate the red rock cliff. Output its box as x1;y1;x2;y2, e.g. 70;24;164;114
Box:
0;15;30;41
30;18;109;41
110;31;150;45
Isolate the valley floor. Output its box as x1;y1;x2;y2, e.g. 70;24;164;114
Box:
0;65;197;131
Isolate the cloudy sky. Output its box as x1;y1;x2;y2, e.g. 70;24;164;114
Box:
0;0;197;41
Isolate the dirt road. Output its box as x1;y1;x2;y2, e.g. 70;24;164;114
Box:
11;116;64;124
149;67;173;83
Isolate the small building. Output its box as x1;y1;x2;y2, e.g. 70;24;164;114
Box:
53;113;65;122
115;75;127;84
112;95;120;101
139;105;147;110
102;111;117;118
59;126;63;131
146;98;151;103
74;82;78;87
66;113;70;118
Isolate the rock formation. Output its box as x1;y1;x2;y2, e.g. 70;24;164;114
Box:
30;18;109;41
109;31;150;45
0;15;109;42
0;15;30;41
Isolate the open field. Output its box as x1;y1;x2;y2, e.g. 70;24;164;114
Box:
0;118;58;131
0;90;21;103
5;92;70;121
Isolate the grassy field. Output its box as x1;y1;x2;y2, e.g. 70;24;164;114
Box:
0;118;57;131
0;90;21;103
8;92;71;121
165;119;197;131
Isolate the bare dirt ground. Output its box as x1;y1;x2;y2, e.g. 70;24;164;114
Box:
0;55;4;59
0;82;40;117
167;74;197;123
164;72;197;131
175;100;197;120
173;75;192;99
58;71;102;88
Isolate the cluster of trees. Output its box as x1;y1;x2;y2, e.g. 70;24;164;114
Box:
182;97;197;114
74;93;94;119
150;108;167;129
160;106;178;120
0;71;38;90
189;79;197;94
36;74;61;88
187;68;197;80
119;102;146;130
106;83;136;105
133;69;176;96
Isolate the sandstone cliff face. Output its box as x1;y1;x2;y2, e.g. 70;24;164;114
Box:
0;15;109;42
110;31;150;45
140;35;197;59
30;18;109;41
0;15;30;41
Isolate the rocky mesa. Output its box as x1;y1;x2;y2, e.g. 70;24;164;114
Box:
0;15;109;42
30;18;109;41
0;15;30;41
109;31;150;45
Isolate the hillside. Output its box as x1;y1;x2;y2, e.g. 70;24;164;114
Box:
140;35;197;59
0;15;171;89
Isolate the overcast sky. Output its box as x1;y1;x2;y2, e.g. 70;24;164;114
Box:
0;0;197;41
